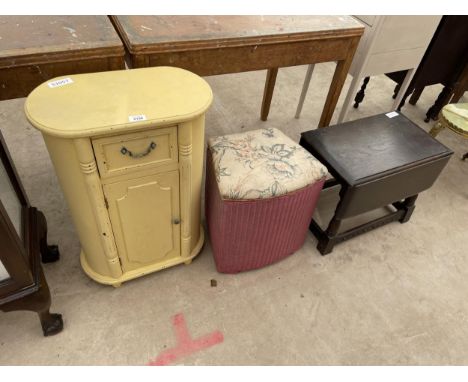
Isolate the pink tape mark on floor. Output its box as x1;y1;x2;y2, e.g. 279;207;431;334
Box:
147;313;224;366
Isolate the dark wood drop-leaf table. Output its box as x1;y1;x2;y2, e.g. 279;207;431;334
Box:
300;113;453;255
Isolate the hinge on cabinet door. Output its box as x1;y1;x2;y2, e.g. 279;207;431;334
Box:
104;197;109;209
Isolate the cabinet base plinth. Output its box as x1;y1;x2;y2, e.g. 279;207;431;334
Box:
80;226;205;286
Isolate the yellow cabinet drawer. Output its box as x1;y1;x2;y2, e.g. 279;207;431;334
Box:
92;126;178;178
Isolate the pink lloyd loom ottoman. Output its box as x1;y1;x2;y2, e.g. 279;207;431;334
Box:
205;127;328;273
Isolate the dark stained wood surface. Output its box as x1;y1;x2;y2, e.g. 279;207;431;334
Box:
0;16;124;67
112;15;363;52
301;113;452;185
111;15;364;126
0;16;125;99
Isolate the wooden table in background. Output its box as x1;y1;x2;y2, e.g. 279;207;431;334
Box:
0;16;125;100
111;15;364;127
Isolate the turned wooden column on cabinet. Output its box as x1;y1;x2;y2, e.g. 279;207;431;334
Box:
24;67;213;286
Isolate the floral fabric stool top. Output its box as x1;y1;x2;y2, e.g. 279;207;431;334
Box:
205;127;327;273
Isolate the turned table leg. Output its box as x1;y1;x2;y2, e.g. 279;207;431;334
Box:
353;76;370;108
317;216;343;255
316;185;349;255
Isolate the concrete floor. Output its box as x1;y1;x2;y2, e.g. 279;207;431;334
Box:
0;63;467;365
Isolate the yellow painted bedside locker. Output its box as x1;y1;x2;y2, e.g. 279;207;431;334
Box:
25;67;213;286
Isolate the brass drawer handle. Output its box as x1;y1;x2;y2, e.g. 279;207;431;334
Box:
120;141;156;158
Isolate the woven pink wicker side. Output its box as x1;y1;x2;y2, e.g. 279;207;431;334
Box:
205;150;325;274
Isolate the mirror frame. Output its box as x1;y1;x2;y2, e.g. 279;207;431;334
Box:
0;130;34;300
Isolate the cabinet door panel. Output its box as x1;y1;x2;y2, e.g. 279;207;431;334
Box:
104;171;180;272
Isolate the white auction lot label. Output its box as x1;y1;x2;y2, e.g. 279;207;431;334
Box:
48;78;73;88
385;111;399;118
128;114;147;122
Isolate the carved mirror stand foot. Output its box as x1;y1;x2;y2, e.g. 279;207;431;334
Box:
38;211;60;263
0;208;63;336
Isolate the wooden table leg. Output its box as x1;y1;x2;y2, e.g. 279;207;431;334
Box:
451;87;466;104
295;64;315;119
409;86;424;105
399;194;418;223
316;184;349;255
451;62;468;103
337;73;362;123
261;68;278;121
425;85;453;122
318;38;360;128
393;68;416;111
353;76;370;109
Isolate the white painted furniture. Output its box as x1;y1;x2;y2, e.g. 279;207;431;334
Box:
295;16;442;122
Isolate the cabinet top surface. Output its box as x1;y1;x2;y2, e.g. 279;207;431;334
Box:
112;15;364;52
0;16;124;67
25;67;213;138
